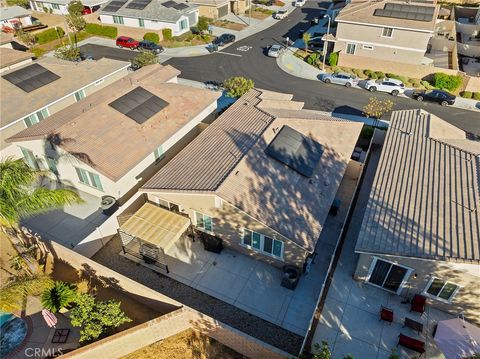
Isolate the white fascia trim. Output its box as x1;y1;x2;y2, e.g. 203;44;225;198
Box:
1;64;129;131
337;37;426;53
336;19;435;34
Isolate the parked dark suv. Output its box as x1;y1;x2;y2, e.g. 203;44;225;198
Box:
213;33;235;46
412;89;456;106
138;40;164;54
116;36;139;49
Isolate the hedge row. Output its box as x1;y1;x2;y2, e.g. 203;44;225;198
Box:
85;23;117;39
460;91;480;101
143;32;159;44
432;73;463;91
162;28;172;41
35;27;65;44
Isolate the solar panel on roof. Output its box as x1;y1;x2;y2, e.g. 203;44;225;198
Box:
265;125;323;178
109;87;169;124
374;3;434;22
2;63;60;93
126;0;152;10
162;0;177;7
103;0;127;12
173;3;188;10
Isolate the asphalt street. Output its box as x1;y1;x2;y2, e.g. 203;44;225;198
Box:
80;1;480;136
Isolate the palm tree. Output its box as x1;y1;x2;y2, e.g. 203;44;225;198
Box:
0;274;53;312
302;32;311;53
0;157;83;229
41;281;77;313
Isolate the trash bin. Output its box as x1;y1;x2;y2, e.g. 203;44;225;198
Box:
281;265;301;290
100;195;118;216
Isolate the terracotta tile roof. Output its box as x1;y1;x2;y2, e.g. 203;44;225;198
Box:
0;48;32;69
335;0;438;32
8;64;220;182
143;89;363;251
356;109;480;263
1;57;129;128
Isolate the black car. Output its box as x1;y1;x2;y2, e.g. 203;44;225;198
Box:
138;40;164;54
308;39;324;50
213;33;235;46
412;89;456;106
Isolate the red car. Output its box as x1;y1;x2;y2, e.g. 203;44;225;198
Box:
116;36;140;49
81;5;99;14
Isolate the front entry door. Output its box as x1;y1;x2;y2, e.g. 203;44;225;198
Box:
367;258;411;294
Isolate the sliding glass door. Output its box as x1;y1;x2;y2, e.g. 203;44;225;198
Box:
367;258;411;294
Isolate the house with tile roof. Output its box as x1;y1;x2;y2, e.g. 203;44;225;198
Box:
333;0;439;66
7;64;220;201
1;57;130;158
354;109;480;323
99;0;199;36
131;89;363;270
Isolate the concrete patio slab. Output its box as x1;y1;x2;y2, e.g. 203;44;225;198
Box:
340;303;383;345
333;332;379;359
195;263;249;302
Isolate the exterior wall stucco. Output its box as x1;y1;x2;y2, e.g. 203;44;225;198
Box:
30;1;68;14
144;192;309;269
354;253;480;325
334;21;433;65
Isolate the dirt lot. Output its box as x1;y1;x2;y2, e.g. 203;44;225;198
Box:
122;329;247;359
212;20;247;31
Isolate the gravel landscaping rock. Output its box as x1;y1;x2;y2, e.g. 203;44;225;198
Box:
92;238;303;355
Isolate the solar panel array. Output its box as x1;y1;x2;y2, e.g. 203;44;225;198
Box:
126;0;152;10
109;87;169;124
173;3;188;10
374;3;435;22
2;63;60;93
265;125;324;178
103;0;128;13
162;0;176;7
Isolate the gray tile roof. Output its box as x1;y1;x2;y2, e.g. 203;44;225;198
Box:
0;6;31;21
143;89;363;251
356;109;480;263
101;0;198;22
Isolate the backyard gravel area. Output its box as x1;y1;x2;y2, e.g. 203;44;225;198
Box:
92;238;304;355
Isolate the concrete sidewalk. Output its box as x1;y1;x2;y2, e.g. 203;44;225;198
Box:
277;50;480;113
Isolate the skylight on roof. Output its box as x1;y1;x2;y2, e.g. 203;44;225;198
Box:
108;87;169;124
2;63;60;93
265;125;323;177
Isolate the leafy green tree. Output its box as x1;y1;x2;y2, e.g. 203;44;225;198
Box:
130;51;159;69
302;32;311;53
65;14;86;35
70;293;131;342
54;44;81;61
0;158;83;229
0;274;52;312
224;76;254;98
432;73;462;91
328;51;339;67
197;16;210;32
41;281;77;313
68;0;84;16
312;341;331;359
362;97;394;120
6;0;29;8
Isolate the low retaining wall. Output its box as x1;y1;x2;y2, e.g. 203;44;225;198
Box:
338;53;460;79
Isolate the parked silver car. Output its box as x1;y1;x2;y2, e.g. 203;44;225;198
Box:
267;44;283;57
322;72;359;87
365;78;405;96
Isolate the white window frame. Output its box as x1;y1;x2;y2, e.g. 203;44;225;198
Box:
241;228;284;260
381;27;394;38
23;108;50;127
52;3;60;9
73;89;86;102
153;144;165;161
194;211;213;233
422;277;461;304
362;44;374;50
156;198;181;212
365;256;412;295
113;15;124;25
346;43;357;55
75;167;104;191
138;18;145;27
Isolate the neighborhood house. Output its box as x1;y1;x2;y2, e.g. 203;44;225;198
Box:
7;64;220;202
0;5;33;31
355;109;480;324
99;0;199;36
121;89;363;273
29;0;109;14
0;57;130;157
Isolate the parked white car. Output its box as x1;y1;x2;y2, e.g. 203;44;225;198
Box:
365;78;405;96
267;44;283;57
274;9;289;19
294;0;306;6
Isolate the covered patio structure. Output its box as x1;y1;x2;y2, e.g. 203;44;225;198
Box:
118;202;191;274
